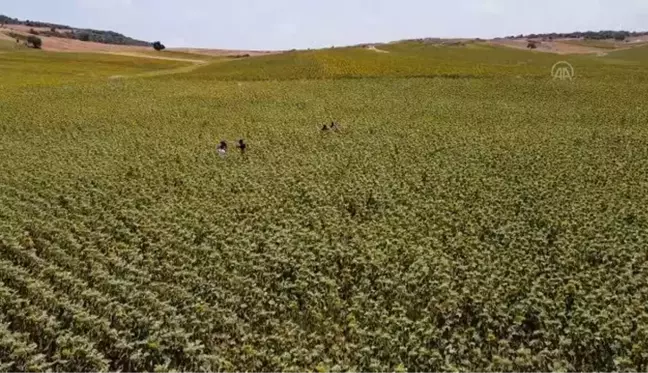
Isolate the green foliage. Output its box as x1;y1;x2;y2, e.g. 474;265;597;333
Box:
26;35;42;49
1;42;648;372
153;41;166;51
71;28;150;46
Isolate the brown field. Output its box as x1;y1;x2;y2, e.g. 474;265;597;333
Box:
489;38;603;54
0;24;147;52
0;24;276;56
490;37;648;55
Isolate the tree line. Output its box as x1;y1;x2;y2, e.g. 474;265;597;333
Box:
1;14;151;47
508;30;648;41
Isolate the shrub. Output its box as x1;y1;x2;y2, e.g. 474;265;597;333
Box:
527;41;538;49
153;41;166;51
79;32;90;42
27;35;42;49
7;31;23;40
29;28;38;35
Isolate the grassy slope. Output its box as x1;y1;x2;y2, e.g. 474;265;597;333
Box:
168;41;648;82
0;49;192;88
0;38;22;50
1;44;648;371
560;39;623;50
603;44;648;64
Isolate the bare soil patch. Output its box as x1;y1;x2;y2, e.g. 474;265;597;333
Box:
107;52;207;64
169;48;279;57
490;37;648;55
489;38;606;54
365;45;389;53
1;25;148;52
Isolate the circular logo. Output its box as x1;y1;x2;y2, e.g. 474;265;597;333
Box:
551;61;575;80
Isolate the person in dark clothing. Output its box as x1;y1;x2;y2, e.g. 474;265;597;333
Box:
217;140;227;157
237;139;247;154
330;122;339;131
321;124;329;131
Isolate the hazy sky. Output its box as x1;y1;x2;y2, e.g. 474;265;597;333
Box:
2;0;648;50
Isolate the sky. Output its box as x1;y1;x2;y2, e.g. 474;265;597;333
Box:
2;0;648;50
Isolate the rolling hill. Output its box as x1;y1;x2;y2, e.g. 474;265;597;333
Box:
2;19;648;372
156;40;648;83
0;14;150;46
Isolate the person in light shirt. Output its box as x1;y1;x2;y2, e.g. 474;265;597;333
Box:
217;140;227;157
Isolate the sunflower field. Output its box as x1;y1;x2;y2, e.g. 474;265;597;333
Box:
1;43;648;371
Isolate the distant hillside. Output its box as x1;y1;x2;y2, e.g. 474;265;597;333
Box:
506;30;648;41
0;14;150;46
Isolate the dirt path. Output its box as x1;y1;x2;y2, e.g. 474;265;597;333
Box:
170;47;278;57
109;58;217;80
366;45;389;53
105;52;207;64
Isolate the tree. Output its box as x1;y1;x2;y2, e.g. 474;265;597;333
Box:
152;41;165;51
79;32;90;42
27;35;42;49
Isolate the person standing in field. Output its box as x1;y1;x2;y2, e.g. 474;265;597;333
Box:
237;139;247;154
217;140;227;157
